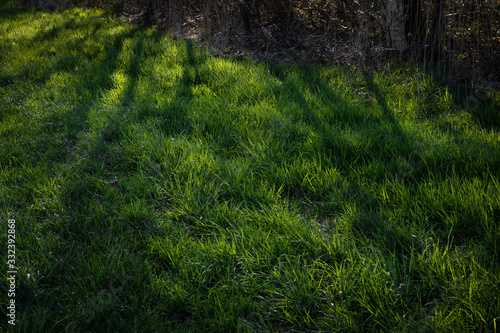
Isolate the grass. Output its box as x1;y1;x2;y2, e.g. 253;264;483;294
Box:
0;1;499;331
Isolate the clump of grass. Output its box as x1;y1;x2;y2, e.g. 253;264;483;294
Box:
1;1;499;331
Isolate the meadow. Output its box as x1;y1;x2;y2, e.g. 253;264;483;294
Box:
0;1;499;331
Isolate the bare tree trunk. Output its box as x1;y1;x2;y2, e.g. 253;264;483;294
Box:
381;0;408;52
430;0;446;59
145;0;155;25
240;0;252;31
405;0;425;45
163;0;171;31
239;0;261;32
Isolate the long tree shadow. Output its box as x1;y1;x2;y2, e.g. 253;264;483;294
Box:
57;35;211;329
264;62;499;263
0;7;182;328
39;25;144;164
0;5;145;173
0;3;146;327
54;26;209;248
267;64;413;179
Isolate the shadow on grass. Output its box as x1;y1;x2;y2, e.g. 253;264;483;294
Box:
265;61;499;260
0;6;181;329
1;3;499;330
52;33;210;331
267;64;414;180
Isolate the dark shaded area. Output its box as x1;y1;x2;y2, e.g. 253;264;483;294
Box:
262;64;499;260
0;7;167;330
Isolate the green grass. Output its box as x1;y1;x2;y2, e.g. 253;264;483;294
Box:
1;1;499;331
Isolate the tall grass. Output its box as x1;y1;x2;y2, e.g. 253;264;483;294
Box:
0;1;499;331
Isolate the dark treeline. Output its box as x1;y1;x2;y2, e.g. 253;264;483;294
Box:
16;0;500;87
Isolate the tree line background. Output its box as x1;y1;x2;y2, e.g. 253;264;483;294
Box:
16;0;500;88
